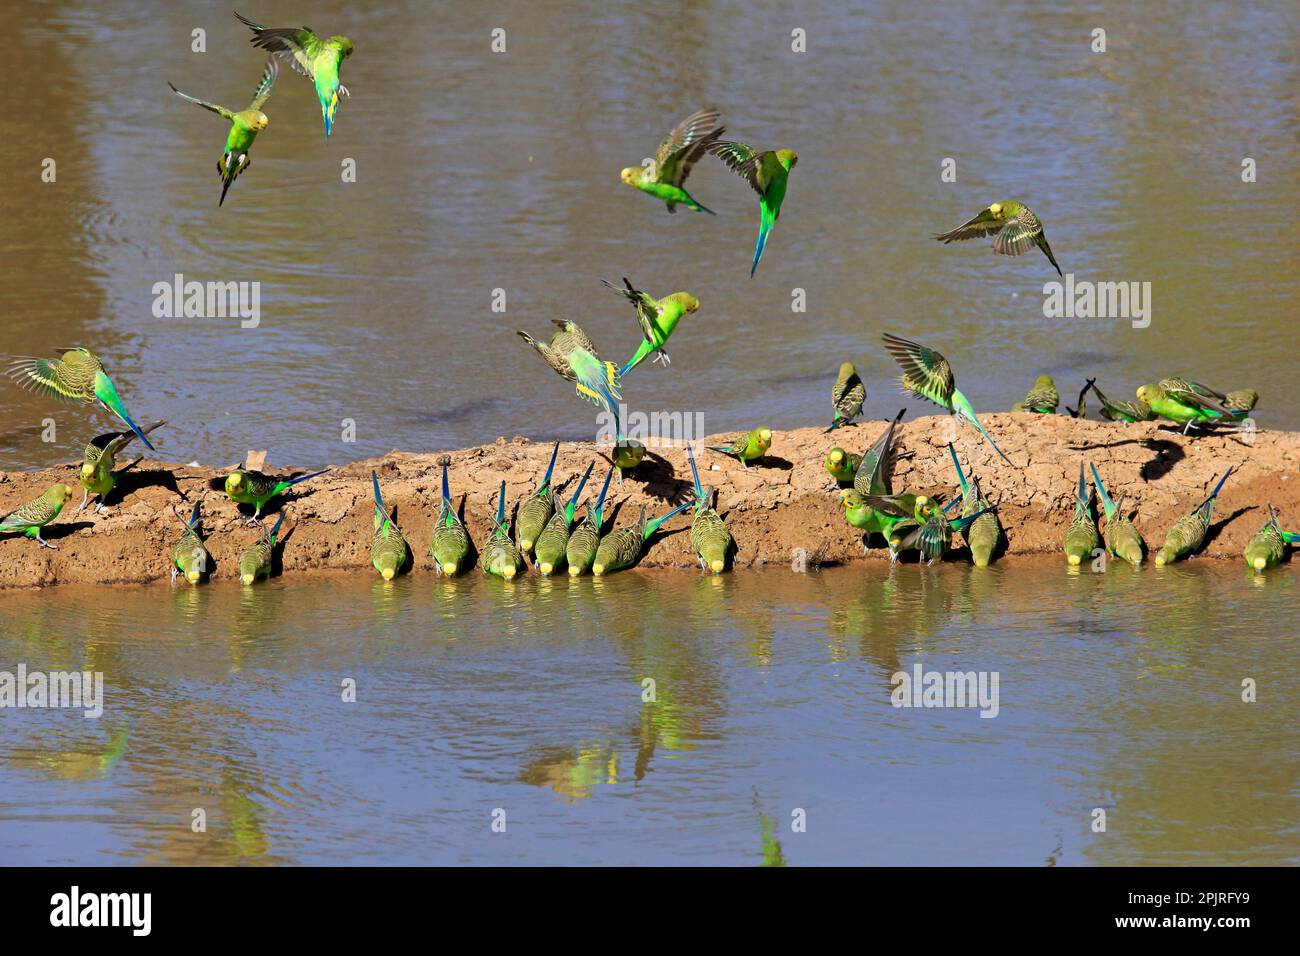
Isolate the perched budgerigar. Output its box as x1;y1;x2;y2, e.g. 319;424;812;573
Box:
482;481;523;579
169;58;278;206
235;11;353;137
518;320;622;428
934;200;1062;277
1062;461;1100;567
1137;380;1250;433
1154;468;1233;565
534;461;595;576
882;333;1012;464
226;466;328;523
430;455;472;575
369;472;409;581
824;448;861;486
825;362;866;433
238;512;285;585
1088;381;1154;424
78;419;166;513
170;500;210;584
603;277;700;376
708;140;798;276
592;501;692;577
0;484;75;549
7;347;157;450
566;466;615;577
948;443;1002;567
687;442;733;573
515;442;560;557
620;108;724;214
1242;505;1299;572
1089;463;1144;565
709;427;773;469
1010;375;1059;414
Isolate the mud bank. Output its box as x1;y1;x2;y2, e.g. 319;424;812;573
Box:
2;414;1298;588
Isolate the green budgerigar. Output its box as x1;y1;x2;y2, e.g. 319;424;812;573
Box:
894;499;996;566
948;442;1002;567
824;448;861;486
1138;380;1251;433
170;500;211;585
534;461;595;576
78;419;166;514
709;427;773;469
1088;381;1154;424
826;362;866;432
169;58;278;206
934;200;1062;277
620;107;724;214
431;455;472;575
1242;505;1300;572
1011;375;1060;414
592;501;692;577
603;277;700;376
515;442;560;557
482;481;523;579
369;472;409;581
882;333;1012;464
605;437;646;484
1154;468;1233;565
0;484;75;549
1062;461;1100;567
566;466;615;577
7;347;157;450
687;442;733;573
519;320;623;429
708;140;798;276
238;512;284;585
852;409;907;499
236;11;353;137
225;466;328;523
1089;463;1145;565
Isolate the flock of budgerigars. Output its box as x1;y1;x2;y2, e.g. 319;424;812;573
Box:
3;14;1295;582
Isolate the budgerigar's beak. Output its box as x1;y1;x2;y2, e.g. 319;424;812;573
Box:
382;567;395;581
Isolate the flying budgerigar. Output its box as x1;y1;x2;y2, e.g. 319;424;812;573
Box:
934;200;1062;277
1010;375;1059;414
169;58;278;206
170;500;211;585
1154;468;1233;565
534;461;595;576
1061;461;1100;567
515;442;560;557
565;466;615;577
948;443;1002;567
708;427;773;469
603;277;700;376
7;347;157;451
238;512;285;585
881;333;1012;465
369;472;409;581
620;108;725;214
225;466;329;522
852;409;907;500
591;501;692;577
235;11;353;137
78;420;166;514
431;455;472;576
482;481;523;579
0;484;75;549
826;362;866;432
519;320;623;430
1089;463;1144;566
1137;380;1252;433
686;442;733;574
1088;381;1154;424
605;437;646;484
708;140;798;276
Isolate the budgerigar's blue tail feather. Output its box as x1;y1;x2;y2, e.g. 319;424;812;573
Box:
268;511;285;542
187;500;201;530
286;468;329;489
1089;463;1117;519
495;480;508;535
592;465;615;529
687;442;704;499
646;500;693;537
750;204;775;277
947;442;969;494
564;462;595;522
961;410;1012;466
539;442;560;493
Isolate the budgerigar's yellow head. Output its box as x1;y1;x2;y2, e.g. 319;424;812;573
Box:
1136;384;1159;404
49;484;75;504
758;427;773;445
441;560;457;575
333;36;355;58
252;112;269;130
989;202;1004;219
619;167;641;186
681;293;700;313
81;462;96;480
828;449;845;466
240;573;255;586
186;569;202;584
915;495;935;518
838;361;856;378
381;567;395;581
777;149;798;169
226;472;243;493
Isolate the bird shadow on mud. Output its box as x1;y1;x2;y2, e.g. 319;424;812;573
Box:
1136;439;1186;482
1201;506;1251;550
44;521;94;542
120;468;181;500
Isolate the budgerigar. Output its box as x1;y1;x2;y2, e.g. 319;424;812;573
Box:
79;419;166;513
708;140;798;276
1062;461;1100;566
7;347;157;450
709;427;773;469
603;277;700;376
482;481;523;579
515;442;559;557
591;501;692;577
1242;505;1298;572
1089;463;1144;565
170;500;210;585
1088;381;1154;424
369;472;409;581
1010;375;1060;414
169;58;278;206
235;11;353;137
605;437;646;484
1138;380;1251;433
894;501;996;566
518;320;622;429
566;466;614;577
934;200;1062;277
534;461;595;576
687;442;733;573
0;484;75;549
826;362;866;432
948;443;1002;567
1154;468;1233;565
238;512;284;585
852;409;907;499
824;448;861;486
226;466;328;523
620;107;724;213
431;455;472;575
882;333;1012;464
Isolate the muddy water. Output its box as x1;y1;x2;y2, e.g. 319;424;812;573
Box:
1;563;1296;865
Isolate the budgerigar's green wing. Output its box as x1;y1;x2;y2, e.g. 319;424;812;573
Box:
882;333;955;406
991;212;1044;257
245;58;279;111
655;108;722;187
1159;378;1232;414
934;207;1000;243
236;12;325;80
709;141;780;196
167;84;235;120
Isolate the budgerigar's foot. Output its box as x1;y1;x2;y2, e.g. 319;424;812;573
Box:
339;84;350;97
36;536;57;550
171;567;178;583
95;503;110;516
76;491;89;513
244;516;262;526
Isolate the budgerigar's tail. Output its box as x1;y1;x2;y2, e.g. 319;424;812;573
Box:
1089;463;1118;520
947;442;970;494
750;203;776;277
959;409;1012;466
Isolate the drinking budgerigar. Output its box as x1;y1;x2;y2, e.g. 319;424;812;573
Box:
1061;461;1100;567
687;442;733;573
239;512;285;585
1154;468;1233;565
1089;463;1145;565
369;472;409;581
515;442;560;557
431;455;472;575
566;466;615;577
534;461;595;576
